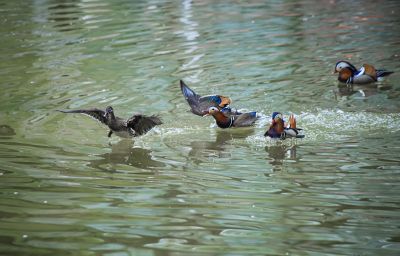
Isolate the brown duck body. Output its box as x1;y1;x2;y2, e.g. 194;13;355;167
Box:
207;107;257;129
264;113;304;139
335;61;393;84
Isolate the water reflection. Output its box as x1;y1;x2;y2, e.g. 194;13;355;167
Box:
47;0;82;32
188;129;255;161
334;83;392;99
1;0;400;255
177;0;203;81
0;125;16;137
88;140;164;172
265;143;298;171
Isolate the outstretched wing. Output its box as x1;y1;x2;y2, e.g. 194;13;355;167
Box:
180;80;232;116
58;108;107;124
127;114;162;136
180;80;204;116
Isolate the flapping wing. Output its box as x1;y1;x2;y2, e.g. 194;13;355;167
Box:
58;108;107;124
180;80;232;116
127;114;162;136
180;80;205;116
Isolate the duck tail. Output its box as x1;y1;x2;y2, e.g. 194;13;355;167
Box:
376;70;394;78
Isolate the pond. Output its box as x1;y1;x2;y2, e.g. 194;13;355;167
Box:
1;0;400;255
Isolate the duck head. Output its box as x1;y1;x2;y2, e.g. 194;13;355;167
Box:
334;60;357;74
265;112;285;137
272;112;283;122
206;106;220;116
204;106;228;120
105;106;115;119
271;112;285;133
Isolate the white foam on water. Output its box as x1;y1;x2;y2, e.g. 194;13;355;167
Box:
246;108;400;146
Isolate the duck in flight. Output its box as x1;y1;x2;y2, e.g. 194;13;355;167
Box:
180;80;240;116
58;106;162;138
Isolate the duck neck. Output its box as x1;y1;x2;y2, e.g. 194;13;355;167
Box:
338;68;354;83
347;63;358;73
270;120;284;135
106;112;116;124
212;112;233;128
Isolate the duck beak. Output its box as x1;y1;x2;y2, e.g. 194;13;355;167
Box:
202;110;210;117
332;69;338;74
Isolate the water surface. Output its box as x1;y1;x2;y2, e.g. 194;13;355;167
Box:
1;0;400;255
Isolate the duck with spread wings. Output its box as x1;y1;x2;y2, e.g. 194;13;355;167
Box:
58;106;162;138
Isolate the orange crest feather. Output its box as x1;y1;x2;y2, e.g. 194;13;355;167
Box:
362;64;377;80
289;114;296;129
219;96;231;107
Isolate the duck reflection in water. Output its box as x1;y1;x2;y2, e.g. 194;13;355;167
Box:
188;128;255;161
88;140;164;172
0;124;16;137
265;143;298;171
334;83;392;99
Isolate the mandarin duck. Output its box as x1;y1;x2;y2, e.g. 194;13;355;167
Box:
205;106;258;128
180;80;240;116
264;112;304;139
58;106;162;138
334;60;393;84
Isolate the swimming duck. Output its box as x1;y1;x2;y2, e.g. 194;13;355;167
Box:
180;80;240;116
264;112;304;139
205;107;258;128
58;106;162;138
334;60;393;84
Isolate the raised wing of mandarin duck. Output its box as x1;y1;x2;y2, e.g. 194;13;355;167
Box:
205;107;258;128
58;106;162;138
180;80;240;116
264;112;304;139
334;60;393;84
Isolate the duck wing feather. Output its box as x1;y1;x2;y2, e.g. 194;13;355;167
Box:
58;108;107;125
127;114;162;136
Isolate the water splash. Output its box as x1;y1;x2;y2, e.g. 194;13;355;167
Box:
246;108;400;145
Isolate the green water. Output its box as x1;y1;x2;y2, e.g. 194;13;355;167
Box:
1;0;400;255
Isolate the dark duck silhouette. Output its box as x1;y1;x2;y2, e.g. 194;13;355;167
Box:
205;107;258;129
58;106;162;138
180;80;240;116
264;112;304;139
334;60;393;84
